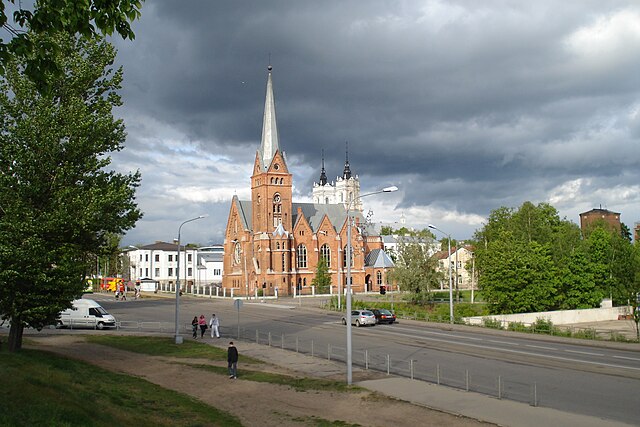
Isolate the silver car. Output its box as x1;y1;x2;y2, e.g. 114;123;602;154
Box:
341;310;376;327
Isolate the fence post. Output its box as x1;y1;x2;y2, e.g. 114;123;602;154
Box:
437;364;440;385
386;354;390;375
531;382;538;407
268;332;272;347
296;336;299;353
365;349;369;370
465;370;469;391
328;344;331;360
281;333;284;349
498;376;502;399
311;340;314;357
410;360;414;380
256;329;259;344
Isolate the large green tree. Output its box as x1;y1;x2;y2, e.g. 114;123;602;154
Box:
0;32;142;351
474;202;593;314
1;0;143;90
387;242;441;304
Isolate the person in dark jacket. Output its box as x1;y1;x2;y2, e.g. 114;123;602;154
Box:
227;341;239;379
191;316;198;339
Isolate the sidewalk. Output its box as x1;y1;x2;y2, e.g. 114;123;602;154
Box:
218;339;634;427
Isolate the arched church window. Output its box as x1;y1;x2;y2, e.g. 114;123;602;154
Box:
343;245;353;268
320;244;331;268
297;244;307;269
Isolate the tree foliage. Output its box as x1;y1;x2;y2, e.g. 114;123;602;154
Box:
387;242;441;304
474;201;640;315
0;0;143;90
311;257;331;294
0;32;142;351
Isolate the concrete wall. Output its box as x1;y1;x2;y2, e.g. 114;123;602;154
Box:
464;306;631;326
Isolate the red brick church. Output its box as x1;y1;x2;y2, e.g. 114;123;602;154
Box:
222;66;394;296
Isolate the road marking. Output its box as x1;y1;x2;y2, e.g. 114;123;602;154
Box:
613;355;640;362
487;339;520;346
564;350;604;357
370;329;640;372
525;344;556;350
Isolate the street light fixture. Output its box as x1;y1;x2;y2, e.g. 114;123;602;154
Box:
174;215;208;344
428;224;454;324
346;185;397;385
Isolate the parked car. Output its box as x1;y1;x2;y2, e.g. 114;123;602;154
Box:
341;310;376;327
367;308;397;324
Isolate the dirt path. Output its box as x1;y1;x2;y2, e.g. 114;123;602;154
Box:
28;335;492;427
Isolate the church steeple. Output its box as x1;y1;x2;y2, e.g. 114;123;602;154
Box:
318;149;328;186
342;141;352;179
258;65;280;171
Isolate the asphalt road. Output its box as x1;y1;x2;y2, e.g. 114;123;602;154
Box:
94;294;640;425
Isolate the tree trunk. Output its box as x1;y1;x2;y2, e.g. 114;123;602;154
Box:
8;321;24;352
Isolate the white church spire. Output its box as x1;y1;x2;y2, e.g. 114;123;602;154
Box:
259;65;280;171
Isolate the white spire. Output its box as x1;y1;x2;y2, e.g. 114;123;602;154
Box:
259;65;279;170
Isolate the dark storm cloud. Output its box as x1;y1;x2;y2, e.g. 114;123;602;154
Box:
111;1;640;244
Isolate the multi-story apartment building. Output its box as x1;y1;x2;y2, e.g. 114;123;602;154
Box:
124;242;201;291
433;244;475;291
579;207;621;235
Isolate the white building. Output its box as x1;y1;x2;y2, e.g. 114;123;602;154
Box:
125;241;199;290
196;245;224;286
312;149;362;212
382;234;439;259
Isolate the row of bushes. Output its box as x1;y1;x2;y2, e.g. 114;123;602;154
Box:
481;317;635;342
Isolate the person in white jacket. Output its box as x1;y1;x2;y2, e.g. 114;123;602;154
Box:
209;313;220;338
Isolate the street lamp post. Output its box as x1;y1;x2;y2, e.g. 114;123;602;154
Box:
428;224;454;324
346;185;397;385
175;215;208;344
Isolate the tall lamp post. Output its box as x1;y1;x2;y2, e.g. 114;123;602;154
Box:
175;215;208;344
428;224;454;324
346;185;398;385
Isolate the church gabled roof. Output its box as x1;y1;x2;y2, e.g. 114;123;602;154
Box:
292;203;371;234
365;248;395;268
232;196;252;231
258;65;281;172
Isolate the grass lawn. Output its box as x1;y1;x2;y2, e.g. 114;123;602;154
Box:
87;335;357;393
0;347;241;427
86;335;263;364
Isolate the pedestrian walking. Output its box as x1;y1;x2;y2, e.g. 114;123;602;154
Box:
198;314;207;338
227;341;238;379
209;313;220;338
191;316;198;339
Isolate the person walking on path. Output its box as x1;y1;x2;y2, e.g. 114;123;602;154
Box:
227;341;238;379
191;316;198;339
209;314;220;338
198;314;207;338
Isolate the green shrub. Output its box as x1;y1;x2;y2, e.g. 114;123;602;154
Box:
482;317;504;330
531;317;554;334
572;328;597;340
506;322;529;332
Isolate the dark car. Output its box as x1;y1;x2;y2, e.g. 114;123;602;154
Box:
368;308;396;324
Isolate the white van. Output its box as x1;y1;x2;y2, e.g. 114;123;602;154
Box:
57;299;117;330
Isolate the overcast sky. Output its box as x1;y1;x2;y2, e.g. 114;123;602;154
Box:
106;1;640;246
